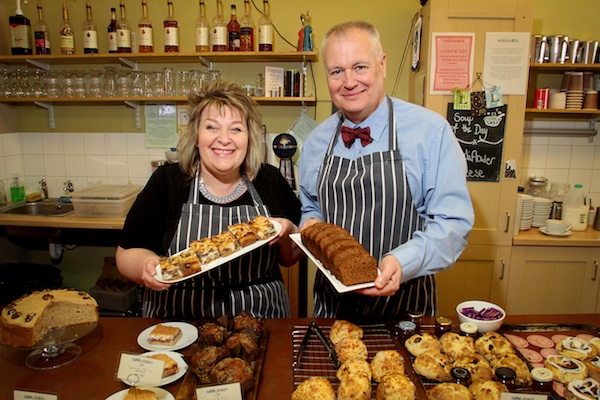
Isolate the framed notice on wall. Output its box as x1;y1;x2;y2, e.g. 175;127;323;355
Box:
430;33;475;94
446;103;507;182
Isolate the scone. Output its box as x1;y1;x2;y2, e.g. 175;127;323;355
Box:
440;332;476;361
468;380;508;400
585;356;600;382
453;353;494;383
565;378;600;400
544;354;588;384
376;373;417;400
291;377;336;400
475;332;516;363
413;350;453;382
405;332;442;357
329;320;364;345
426;382;473;400
337;374;372;400
335;337;368;364
558;337;599;361
492;354;532;387
336;358;372;382
370;350;405;382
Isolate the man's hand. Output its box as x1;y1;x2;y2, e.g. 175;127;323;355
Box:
356;255;401;297
300;217;322;231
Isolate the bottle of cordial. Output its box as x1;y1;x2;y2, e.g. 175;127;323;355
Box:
116;0;132;53
258;0;273;51
9;0;32;55
82;0;99;54
59;0;75;54
195;0;210;52
138;0;153;53
34;0;51;55
227;5;240;51
163;0;179;52
107;7;118;53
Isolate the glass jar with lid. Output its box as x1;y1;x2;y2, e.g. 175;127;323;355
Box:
526;176;548;198
548;182;571;202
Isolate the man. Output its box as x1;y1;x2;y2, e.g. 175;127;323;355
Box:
298;21;474;319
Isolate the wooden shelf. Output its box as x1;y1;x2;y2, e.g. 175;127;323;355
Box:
0;96;315;105
530;62;600;71
525;108;600;115
0;51;319;68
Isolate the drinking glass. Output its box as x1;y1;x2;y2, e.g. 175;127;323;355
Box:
88;69;103;98
103;67;117;97
73;70;87;98
116;70;131;97
177;70;192;96
62;71;76;98
163;67;175;97
45;71;62;98
131;71;144;97
153;71;164;97
31;69;46;97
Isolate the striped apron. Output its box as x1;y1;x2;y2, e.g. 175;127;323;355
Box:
142;173;290;319
313;96;437;319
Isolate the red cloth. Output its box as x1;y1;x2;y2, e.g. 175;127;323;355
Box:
340;126;373;148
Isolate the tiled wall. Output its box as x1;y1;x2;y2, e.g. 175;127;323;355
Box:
521;119;600;208
0;132;168;199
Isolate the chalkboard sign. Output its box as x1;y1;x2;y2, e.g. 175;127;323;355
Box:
446;103;507;182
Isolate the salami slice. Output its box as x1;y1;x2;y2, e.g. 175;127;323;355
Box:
527;334;555;348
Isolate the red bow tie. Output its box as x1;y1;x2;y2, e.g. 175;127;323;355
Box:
341;126;373;148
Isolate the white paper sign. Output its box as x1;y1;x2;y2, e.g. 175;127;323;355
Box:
196;382;244;400
13;390;58;400
116;353;164;387
430;32;475;94
501;393;548;400
483;32;531;95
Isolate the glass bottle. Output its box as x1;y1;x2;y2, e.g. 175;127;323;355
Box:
34;0;51;55
163;0;179;52
258;0;273;51
239;0;254;52
60;0;75;55
138;0;153;53
9;0;32;55
107;7;117;53
227;5;240;51
10;175;25;202
195;0;210;52
211;0;227;52
82;0;98;54
117;0;132;53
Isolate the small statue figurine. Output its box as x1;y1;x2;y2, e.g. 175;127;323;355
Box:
302;11;314;52
297;14;305;51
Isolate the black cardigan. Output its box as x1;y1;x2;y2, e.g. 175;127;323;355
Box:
119;163;301;254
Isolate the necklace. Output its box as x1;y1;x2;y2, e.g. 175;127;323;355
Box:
198;175;246;204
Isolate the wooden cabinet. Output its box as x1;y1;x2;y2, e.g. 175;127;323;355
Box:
436;245;510;315
506;246;600;314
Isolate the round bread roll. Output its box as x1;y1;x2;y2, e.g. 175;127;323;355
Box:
335;337;368;364
336;358;372;382
557;337;598;361
565;377;600;400
440;332;476;361
337;374;372;400
584;356;600;382
492;354;532;387
545;354;588;384
453;353;493;383
376;373;417;400
426;382;473;400
329;320;364;346
413;350;453;382
468;380;508;400
475;332;516;363
291;377;336;400
405;332;442;357
371;350;405;382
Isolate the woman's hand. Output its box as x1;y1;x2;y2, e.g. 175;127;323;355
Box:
268;217;299;245
356;255;401;297
141;256;172;291
267;217;303;266
115;246;171;291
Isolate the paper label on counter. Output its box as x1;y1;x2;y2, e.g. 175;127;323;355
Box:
196;383;243;400
116;352;164;386
501;393;548;400
14;390;58;400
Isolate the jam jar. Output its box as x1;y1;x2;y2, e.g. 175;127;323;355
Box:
451;367;471;386
405;310;423;333
495;367;516;391
396;320;417;342
435;316;452;337
531;367;554;394
459;322;478;338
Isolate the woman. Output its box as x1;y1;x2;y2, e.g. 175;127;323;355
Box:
116;80;302;319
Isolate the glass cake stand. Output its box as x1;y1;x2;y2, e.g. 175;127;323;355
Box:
1;322;98;370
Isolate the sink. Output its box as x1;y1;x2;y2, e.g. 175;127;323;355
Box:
0;201;74;216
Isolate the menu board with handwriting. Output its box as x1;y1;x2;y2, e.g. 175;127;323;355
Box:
446;103;507;182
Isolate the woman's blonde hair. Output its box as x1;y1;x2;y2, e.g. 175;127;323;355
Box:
177;80;265;179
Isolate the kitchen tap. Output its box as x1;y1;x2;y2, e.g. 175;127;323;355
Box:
39;179;49;200
63;180;74;195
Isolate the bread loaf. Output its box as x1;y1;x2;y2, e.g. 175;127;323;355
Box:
301;222;378;286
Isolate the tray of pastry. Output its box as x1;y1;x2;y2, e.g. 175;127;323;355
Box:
175;313;269;400
499;323;600;399
292;321;419;399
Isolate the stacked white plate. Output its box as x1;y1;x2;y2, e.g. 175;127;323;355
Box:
517;194;534;230
532;197;553;227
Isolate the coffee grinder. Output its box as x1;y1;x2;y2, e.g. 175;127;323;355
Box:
272;133;297;190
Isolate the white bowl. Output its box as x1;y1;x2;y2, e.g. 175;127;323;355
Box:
456;300;506;333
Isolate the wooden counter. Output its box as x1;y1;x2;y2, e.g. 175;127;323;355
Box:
2;315;600;400
513;225;600;246
0;214;125;230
